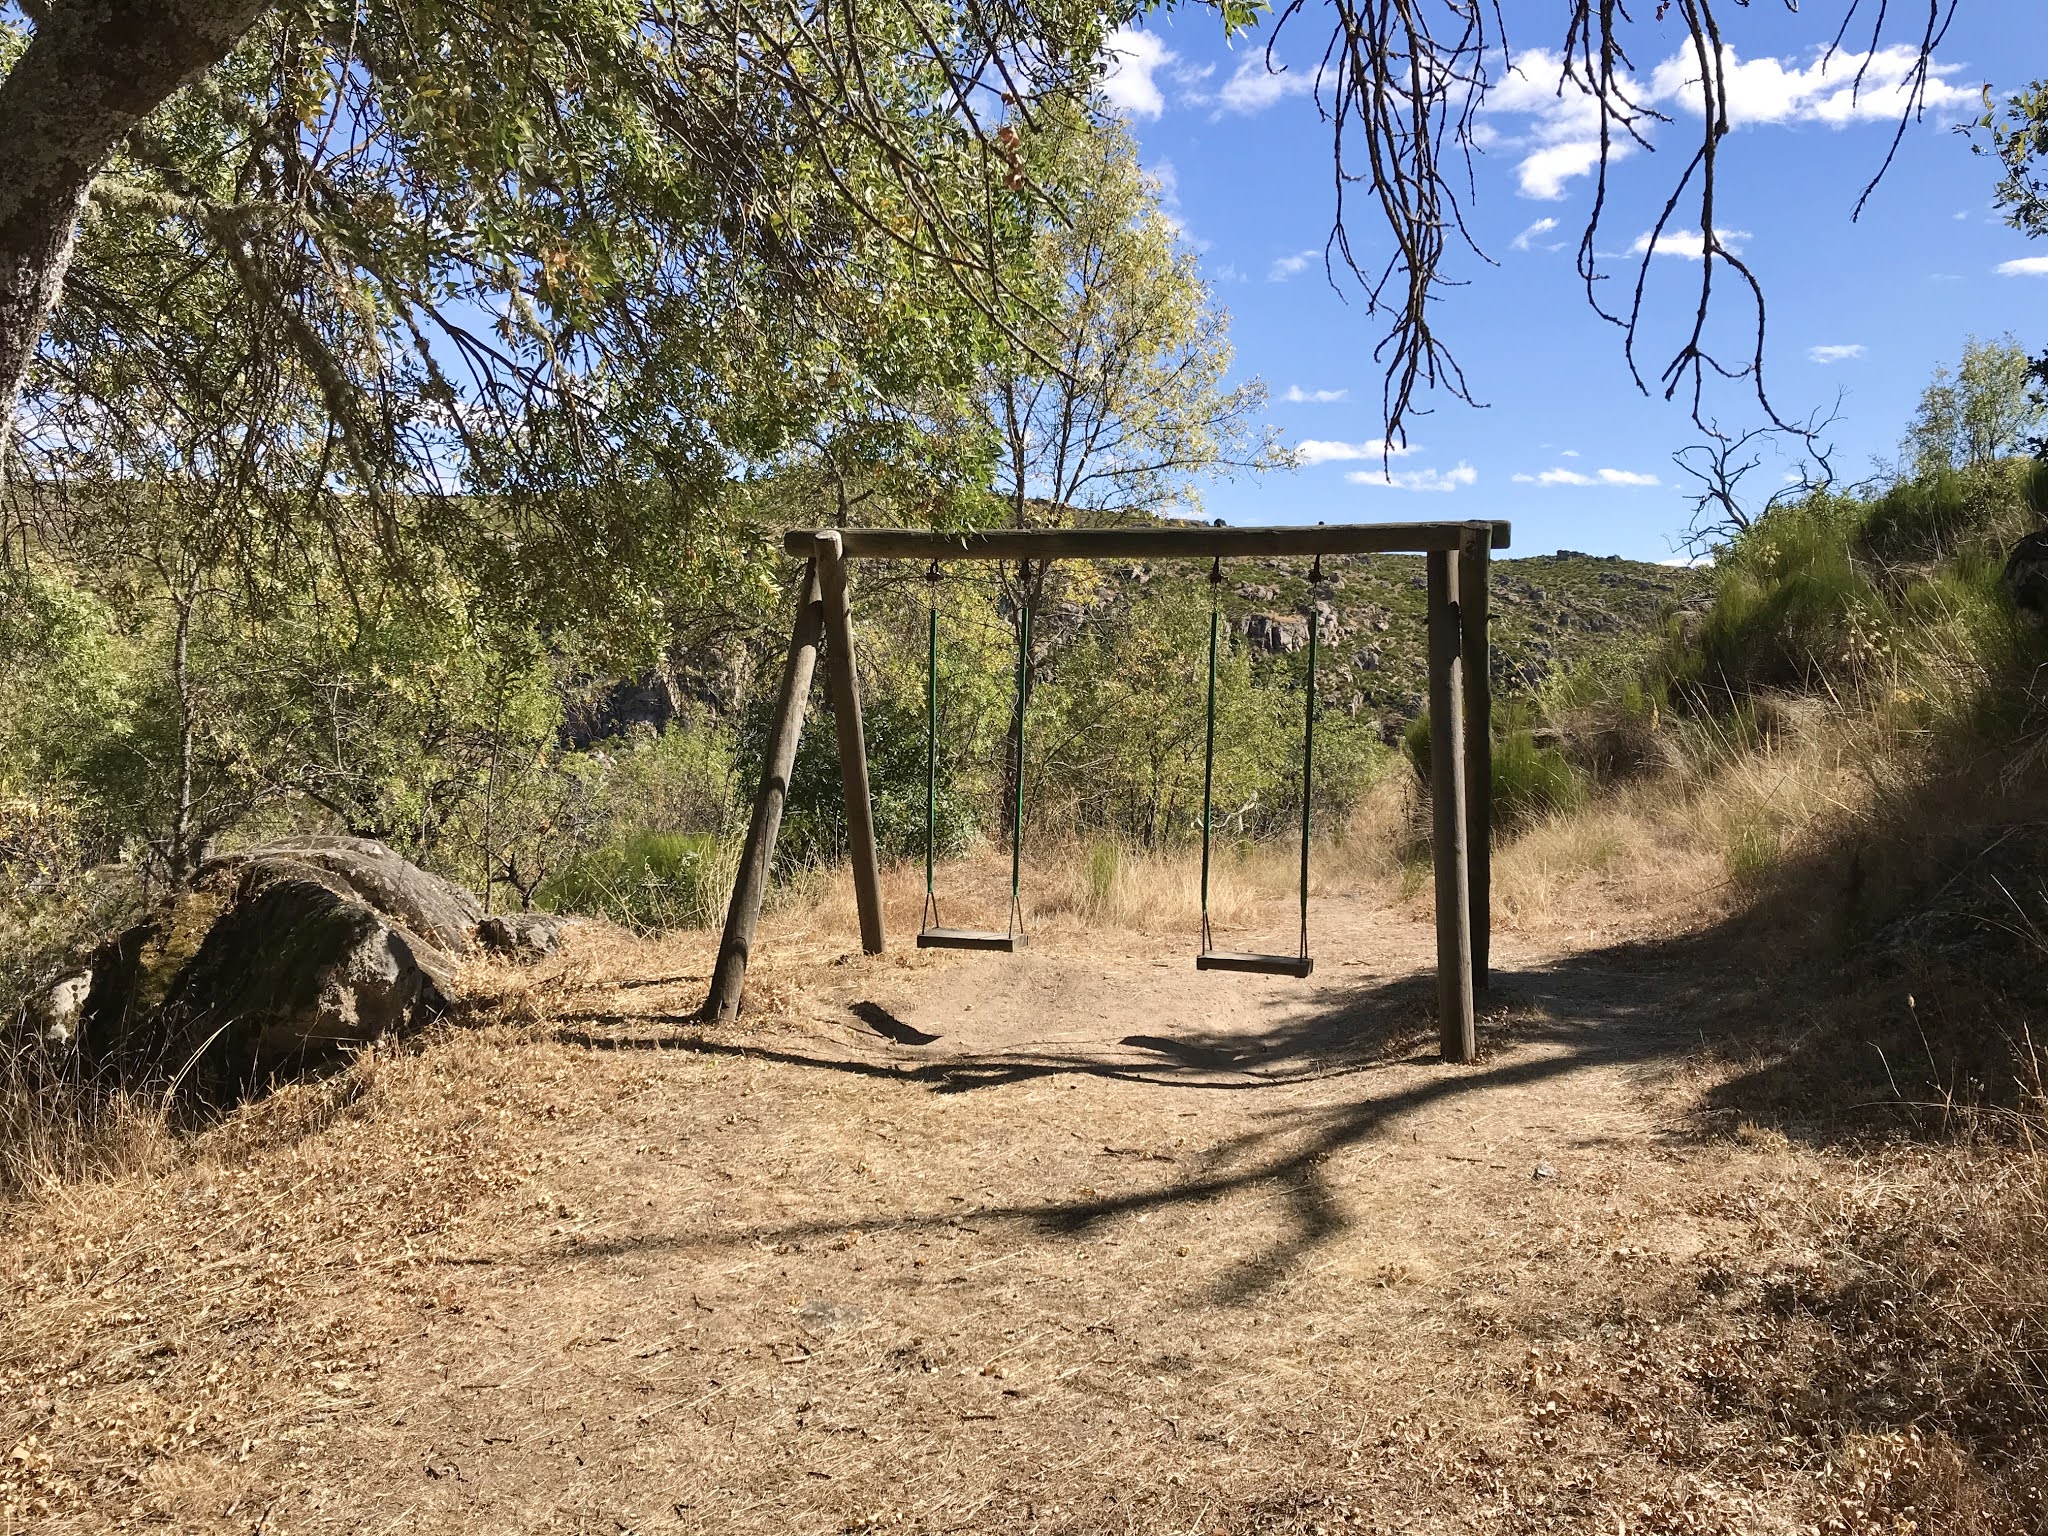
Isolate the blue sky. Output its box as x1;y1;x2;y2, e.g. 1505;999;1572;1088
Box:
1101;3;2048;560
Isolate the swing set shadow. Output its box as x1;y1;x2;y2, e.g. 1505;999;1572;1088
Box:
546;930;1736;1303
702;520;1510;1064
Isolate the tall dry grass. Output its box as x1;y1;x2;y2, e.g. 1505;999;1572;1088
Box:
788;769;1423;948
0;1045;177;1203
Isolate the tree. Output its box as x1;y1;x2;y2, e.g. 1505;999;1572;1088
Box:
0;0;272;453
989;112;1285;539
1976;80;2048;241
1974;83;2048;455
1672;404;1841;555
2;0;1118;657
971;111;1284;816
0;0;1963;495
1903;335;2044;477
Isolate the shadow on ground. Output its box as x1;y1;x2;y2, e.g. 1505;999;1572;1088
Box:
538;922;1796;1302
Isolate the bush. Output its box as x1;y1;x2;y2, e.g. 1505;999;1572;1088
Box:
778;688;982;872
1857;460;2038;566
536;830;725;931
1679;497;1887;697
1403;712;1584;832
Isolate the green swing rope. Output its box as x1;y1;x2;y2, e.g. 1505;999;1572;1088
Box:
923;560;941;933
1198;555;1322;961
1199;559;1222;955
1008;562;1031;939
920;559;1032;939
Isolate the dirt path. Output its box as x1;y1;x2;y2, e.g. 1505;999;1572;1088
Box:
5;894;1839;1535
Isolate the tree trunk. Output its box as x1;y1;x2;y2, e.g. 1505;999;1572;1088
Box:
0;0;274;466
169;588;196;891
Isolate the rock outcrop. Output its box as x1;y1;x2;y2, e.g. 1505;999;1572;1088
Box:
477;911;570;961
2003;529;2048;625
62;838;487;1097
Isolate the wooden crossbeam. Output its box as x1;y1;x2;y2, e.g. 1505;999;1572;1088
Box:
782;521;1510;562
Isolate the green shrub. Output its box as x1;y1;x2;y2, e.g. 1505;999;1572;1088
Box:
778;689;981;871
1082;838;1119;914
1857;460;2038;566
1723;811;1780;886
1491;728;1587;827
1858;469;1979;565
537;830;724;931
1657;495;1885;700
1403;712;1584;831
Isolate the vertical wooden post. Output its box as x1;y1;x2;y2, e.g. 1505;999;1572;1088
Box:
815;531;884;955
1458;531;1492;991
1426;549;1476;1064
704;562;824;1023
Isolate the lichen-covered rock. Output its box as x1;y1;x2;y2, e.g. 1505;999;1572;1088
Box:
203;835;481;956
24;969;91;1046
71;840;475;1097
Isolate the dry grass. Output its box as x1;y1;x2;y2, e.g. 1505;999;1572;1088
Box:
794;772;1422;949
1486;703;1907;939
7;705;2048;1531
0;1047;177;1205
0;908;1852;1534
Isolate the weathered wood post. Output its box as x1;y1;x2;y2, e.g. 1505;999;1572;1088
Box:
815;530;885;955
1426;548;1477;1063
704;562;825;1023
1458;530;1492;990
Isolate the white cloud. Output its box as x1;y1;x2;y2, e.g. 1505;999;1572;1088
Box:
1212;262;1246;283
1481;50;1640;200
1512;467;1659;486
1511;216;1562;252
1283;386;1348;404
1101;28;1173;119
1482;43;1978;202
1218;56;1318;114
1560;449;1579;457
1628;227;1750;260
1268;248;1318;282
1997;256;2048;277
1648;44;1976;127
1808;343;1867;363
1347;463;1478;493
1297;438;1416;465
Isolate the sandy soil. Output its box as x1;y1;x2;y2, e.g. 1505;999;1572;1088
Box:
3;891;1858;1535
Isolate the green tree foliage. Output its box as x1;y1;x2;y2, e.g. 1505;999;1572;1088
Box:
1977;81;2048;241
989;110;1286;534
1903;336;2044;477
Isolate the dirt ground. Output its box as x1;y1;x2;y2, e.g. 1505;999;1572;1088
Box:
2;886;1903;1534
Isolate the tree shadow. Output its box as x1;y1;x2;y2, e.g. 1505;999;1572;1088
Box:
536;928;1757;1304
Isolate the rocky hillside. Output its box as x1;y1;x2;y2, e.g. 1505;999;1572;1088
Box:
568;546;1711;751
1089;548;1709;739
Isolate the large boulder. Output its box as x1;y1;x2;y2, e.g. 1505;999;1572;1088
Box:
203;834;482;957
68;839;482;1097
2003;529;2048;626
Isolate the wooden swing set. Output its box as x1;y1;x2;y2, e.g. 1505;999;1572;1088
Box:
703;519;1508;1064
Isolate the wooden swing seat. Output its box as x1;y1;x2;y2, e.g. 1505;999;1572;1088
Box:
1196;951;1313;978
917;928;1026;953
